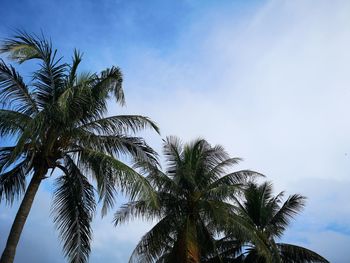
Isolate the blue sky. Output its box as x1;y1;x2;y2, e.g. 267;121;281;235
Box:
1;0;350;262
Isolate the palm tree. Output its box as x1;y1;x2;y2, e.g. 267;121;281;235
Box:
214;182;329;263
114;136;259;263
0;32;159;263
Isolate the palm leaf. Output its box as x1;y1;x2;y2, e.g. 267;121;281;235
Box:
269;194;306;238
0;59;38;114
67;49;83;87
52;156;96;263
79;115;160;135
0;31;68;108
278;243;329;263
128;215;177;263
0;109;32;137
77;149;158;215
93;66;125;105
73;131;159;165
0;159;28;205
0;31;45;63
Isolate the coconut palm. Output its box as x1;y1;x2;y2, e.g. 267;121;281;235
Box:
213;182;329;263
0;32;159;263
114;136;260;263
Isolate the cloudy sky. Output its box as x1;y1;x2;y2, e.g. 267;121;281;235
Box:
1;0;350;262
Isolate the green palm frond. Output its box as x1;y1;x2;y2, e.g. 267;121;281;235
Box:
73;132;159;165
211;170;261;188
0;60;38;114
204;184;242;202
83;152;118;216
199;200;234;230
79;115;160;135
0;31;49;63
67;49;83;87
52;156;96;263
134;160;179;194
7;111;45;164
202;236;244;263
128;215;177;263
0;31;68;108
0;109;32;137
206;158;242;179
94;66;125;105
77;149;157;216
114;200;161;225
162;136;183;174
33;57;67;106
242;182;276;228
0;159;28;205
244;248;266;263
205;170;262;200
269;194;306;238
278;243;329;263
0;147;14;171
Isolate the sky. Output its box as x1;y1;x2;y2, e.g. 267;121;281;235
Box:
1;0;350;262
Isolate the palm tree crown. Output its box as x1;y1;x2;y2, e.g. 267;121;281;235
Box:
0;32;159;263
219;182;329;263
114;136;259;263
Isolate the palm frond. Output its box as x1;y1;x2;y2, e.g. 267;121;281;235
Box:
278;243;329;263
0;59;38;114
134;160;179;194
73;131;159;165
67;49;83;87
0;109;32;137
114;200;160;225
163;136;183;175
204;184;242;201
269;194;306;238
199;143;232;172
52;156;96;263
206;158;242;180
0;159;28;205
79;115;160;135
7;111;45;164
202;236;244;263
0;31;68;108
0;31;46;63
57;82;95;123
32;55;67;107
89;66;124;107
0;147;15;171
242;182;275;229
128;215;177;263
77;149;157;215
207;170;261;191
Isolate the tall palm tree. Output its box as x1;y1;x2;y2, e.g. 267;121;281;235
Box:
213;182;329;263
114;136;260;263
0;32;159;263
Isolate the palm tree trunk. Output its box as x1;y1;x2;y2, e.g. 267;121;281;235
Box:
176;218;200;263
0;171;44;263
